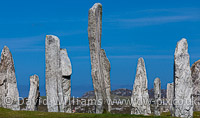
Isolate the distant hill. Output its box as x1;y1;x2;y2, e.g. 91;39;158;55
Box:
148;89;167;99
19;88;167;113
82;88;167;99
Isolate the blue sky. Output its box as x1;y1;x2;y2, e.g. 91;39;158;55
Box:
0;0;199;97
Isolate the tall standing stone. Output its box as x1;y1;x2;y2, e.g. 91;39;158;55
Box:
174;38;193;117
45;35;64;112
191;60;200;111
26;75;40;111
0;46;20;110
154;78;161;116
167;83;174;115
60;49;72;113
88;3;111;113
131;57;151;115
100;49;111;112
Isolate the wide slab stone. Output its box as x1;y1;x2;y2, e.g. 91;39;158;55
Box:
174;38;193;117
45;35;63;112
0;46;20;110
131;57;151;115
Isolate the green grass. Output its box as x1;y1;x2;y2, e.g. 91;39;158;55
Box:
0;107;200;118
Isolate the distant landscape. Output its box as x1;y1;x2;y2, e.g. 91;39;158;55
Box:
18;88;166;114
0;0;199;118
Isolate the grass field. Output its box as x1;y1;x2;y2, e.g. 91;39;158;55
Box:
1;107;200;118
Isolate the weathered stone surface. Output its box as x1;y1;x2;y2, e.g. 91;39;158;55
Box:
100;49;111;112
60;49;72;76
191;60;200;111
167;83;174;115
26;75;40;111
88;3;111;114
131;57;151;115
60;49;72;113
88;3;103;113
0;46;20;110
45;35;64;112
154;78;161;116
174;38;193;117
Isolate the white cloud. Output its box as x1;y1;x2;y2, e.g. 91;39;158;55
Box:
109;55;173;59
105;15;197;28
104;8;200;28
0;35;44;52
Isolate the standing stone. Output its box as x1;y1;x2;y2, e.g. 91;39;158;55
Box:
167;83;174;115
45;35;64;112
131;57;151;115
100;49;111;112
191;60;200;111
174;38;193;117
26;75;40;111
0;46;20;110
88;3;111;113
60;49;72;113
154;78;161;116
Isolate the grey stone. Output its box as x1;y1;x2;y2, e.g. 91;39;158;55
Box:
45;35;64;112
0;46;20;110
131;57;151;115
60;49;72;113
167;83;174;115
26;75;40;111
88;3;111;114
154;78;161;116
191;60;200;111
174;38;193;117
100;49;111;112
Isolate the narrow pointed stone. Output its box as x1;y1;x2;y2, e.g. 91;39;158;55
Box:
88;3;103;113
88;3;111;113
131;57;151;115
154;78;161;116
26;75;40;111
174;38;193;117
45;35;63;112
191;60;200;111
167;83;174;115
100;49;111;112
60;49;72;113
0;46;20;110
